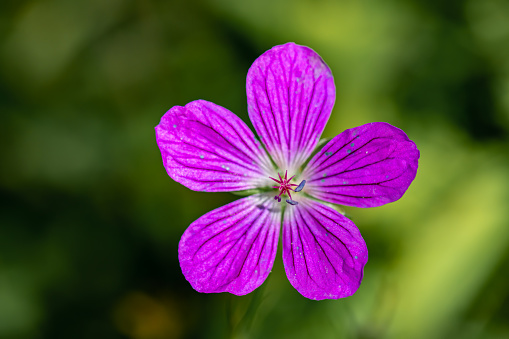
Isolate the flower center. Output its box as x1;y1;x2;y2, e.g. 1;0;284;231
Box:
269;170;306;206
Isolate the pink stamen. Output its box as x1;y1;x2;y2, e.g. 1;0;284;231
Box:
269;177;280;183
271;170;303;206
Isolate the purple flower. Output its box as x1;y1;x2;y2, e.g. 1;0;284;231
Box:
155;43;419;300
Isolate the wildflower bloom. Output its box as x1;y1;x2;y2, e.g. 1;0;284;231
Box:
155;43;419;300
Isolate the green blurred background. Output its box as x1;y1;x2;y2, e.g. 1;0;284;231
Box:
1;0;509;338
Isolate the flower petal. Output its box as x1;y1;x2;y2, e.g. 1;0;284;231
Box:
282;197;368;300
246;43;335;171
302;122;420;207
179;194;281;295
155;100;273;191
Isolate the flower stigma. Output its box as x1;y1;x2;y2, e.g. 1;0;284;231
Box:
269;170;306;206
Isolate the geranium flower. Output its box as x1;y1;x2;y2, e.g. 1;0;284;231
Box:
155;43;419;300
